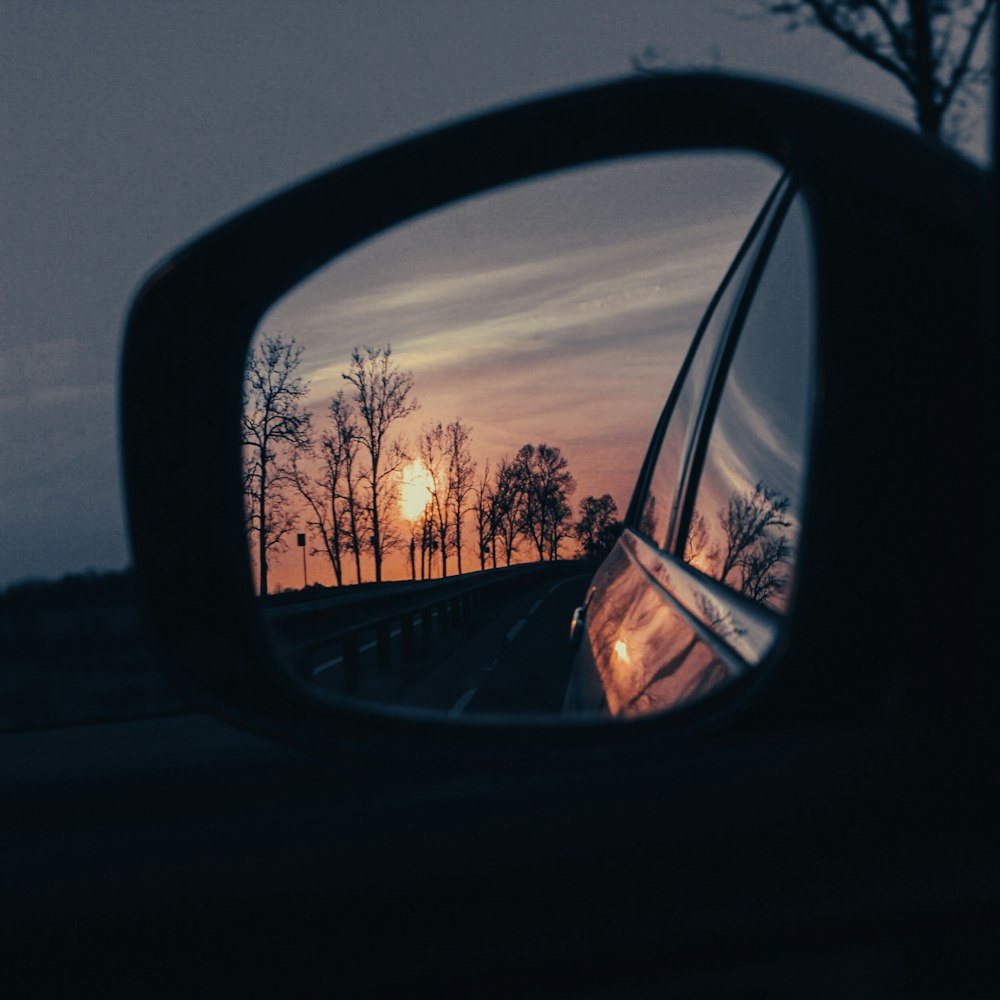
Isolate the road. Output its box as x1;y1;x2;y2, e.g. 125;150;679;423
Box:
302;572;591;717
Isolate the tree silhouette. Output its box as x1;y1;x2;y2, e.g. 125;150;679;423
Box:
717;482;792;589
288;451;341;586
491;457;525;567
289;391;367;586
687;482;794;608
341;344;417;583
514;443;576;561
638;493;659;542
473;460;496;571
759;0;995;141
573;494;622;561
417;422;456;578
683;511;715;572
242;334;311;597
328;392;368;584
250;334;590;582
740;533;793;604
417;508;438;580
446;419;476;575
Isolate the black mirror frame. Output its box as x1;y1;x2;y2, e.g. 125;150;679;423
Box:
121;73;986;758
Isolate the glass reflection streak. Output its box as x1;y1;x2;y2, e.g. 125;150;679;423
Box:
683;195;813;613
574;531;779;718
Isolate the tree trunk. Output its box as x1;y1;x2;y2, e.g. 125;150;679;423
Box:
907;0;942;139
330;497;343;586
258;467;268;597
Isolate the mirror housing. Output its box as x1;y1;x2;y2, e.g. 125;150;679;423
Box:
121;73;987;754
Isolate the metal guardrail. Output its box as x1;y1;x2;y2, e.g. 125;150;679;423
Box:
262;561;586;694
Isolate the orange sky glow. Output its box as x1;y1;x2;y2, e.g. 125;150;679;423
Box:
252;153;780;592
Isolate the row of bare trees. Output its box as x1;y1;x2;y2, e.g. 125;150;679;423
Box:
288;345;419;588
242;335;614;595
415;419;477;579
472;443;578;571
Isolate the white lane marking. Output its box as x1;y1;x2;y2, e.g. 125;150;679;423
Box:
529;599;543;616
312;626;403;674
545;577;580;597
449;687;478;717
506;619;526;642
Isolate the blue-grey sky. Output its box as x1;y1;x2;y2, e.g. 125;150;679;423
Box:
1;0;990;587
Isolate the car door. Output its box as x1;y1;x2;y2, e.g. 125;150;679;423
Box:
568;178;813;719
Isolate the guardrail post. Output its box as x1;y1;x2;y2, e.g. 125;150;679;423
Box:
438;601;451;636
342;632;361;694
401;613;415;657
421;606;434;645
376;620;392;672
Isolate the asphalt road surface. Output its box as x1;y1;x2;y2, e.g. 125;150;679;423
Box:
302;572;592;717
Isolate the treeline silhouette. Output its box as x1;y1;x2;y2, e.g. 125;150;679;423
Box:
0;567;146;658
243;336;622;595
0;568;136;613
684;481;794;610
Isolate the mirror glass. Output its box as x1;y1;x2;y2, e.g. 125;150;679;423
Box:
242;153;788;721
682;194;813;613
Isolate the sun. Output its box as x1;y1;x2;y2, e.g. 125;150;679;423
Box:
398;459;434;522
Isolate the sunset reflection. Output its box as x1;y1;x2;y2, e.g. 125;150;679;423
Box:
398;459;434;522
248;154;780;592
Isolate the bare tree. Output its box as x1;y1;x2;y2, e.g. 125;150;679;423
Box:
574;494;622;561
341;344;418;583
417;508;438;580
417;422;455;578
740;533;793;605
289;391;366;586
716;482;793;605
242;334;311;597
514;443;576;561
472;459;495;571
638;493;659;541
445;419;476;575
288;452;342;586
683;511;715;569
759;0;995;141
491;457;524;567
328;392;367;584
545;494;575;560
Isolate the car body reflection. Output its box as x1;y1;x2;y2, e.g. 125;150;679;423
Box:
569;180;813;718
564;530;780;717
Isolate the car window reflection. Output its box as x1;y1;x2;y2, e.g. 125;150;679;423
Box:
682;195;813;613
639;181;788;553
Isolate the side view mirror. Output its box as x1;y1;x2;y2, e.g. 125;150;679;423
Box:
122;74;987;755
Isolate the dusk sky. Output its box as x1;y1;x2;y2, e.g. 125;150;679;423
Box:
2;1;990;588
258;153;779;586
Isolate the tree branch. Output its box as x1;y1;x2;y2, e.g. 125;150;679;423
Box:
794;0;915;87
940;0;996;107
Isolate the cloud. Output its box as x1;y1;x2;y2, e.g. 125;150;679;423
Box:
253;183;771;530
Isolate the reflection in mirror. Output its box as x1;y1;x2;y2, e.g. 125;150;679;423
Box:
241;154;783;722
682;194;813;613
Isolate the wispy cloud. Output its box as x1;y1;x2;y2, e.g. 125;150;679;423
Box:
257;187;768;515
273;215;745;406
